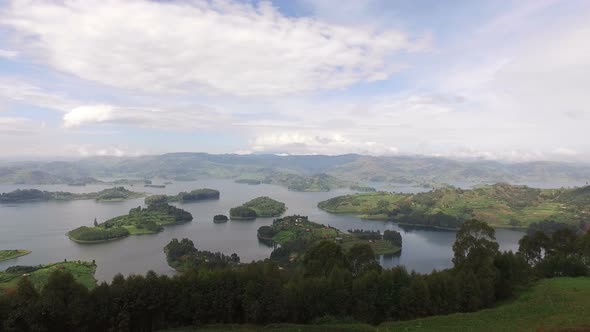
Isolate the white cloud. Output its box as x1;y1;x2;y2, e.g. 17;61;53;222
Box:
0;79;77;111
62;103;233;131
1;0;428;96
0;49;17;58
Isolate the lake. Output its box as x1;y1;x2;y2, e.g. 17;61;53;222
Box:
0;179;525;281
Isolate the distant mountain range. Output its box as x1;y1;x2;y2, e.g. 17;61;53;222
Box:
0;153;589;190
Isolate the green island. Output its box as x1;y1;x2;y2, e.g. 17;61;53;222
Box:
235;179;261;185
0;186;145;203
230;196;287;219
257;215;402;265
0;250;31;262
144;188;220;205
68;201;193;242
213;214;228;223
164;238;240;272
318;183;590;228
0;261;96;293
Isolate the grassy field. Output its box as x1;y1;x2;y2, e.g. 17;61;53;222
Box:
0;249;31;262
318;184;590;228
0;261;97;293
159;277;590;332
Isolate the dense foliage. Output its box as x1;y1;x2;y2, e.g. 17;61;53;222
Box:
164;238;240;271
229;206;257;219
144;189;220;205
230;196;286;219
1;220;589;331
213;214;228;223
68;226;130;242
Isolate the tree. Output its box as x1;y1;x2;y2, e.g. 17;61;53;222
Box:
347;243;380;277
303;241;349;277
452;219;499;271
93;218;98;227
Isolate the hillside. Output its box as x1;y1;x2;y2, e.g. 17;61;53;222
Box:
0;187;145;203
318;183;590;228
160;277;590;332
2;153;590;190
0;261;97;293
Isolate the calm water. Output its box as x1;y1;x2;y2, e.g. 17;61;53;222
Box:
0;180;525;281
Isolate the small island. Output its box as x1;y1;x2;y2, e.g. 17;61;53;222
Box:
257;215;402;266
0;187;145;203
68;200;193;243
230;196;286;219
0;249;31;262
0;261;97;292
235;179;262;185
350;185;377;192
213;214;229;223
164;238;240;272
144;188;220;205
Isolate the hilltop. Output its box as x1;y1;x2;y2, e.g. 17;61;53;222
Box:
318;183;590;228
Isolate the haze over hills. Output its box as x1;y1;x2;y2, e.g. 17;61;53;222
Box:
1;153;589;189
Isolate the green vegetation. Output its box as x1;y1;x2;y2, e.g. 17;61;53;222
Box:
213;214;228;223
68;201;193;242
0;250;31;262
0;186;144;203
164;238;240;271
2;220;590;331
258;216;401;266
350;185;377;192
144;188;220;205
230;196;287;219
318;183;590;228
0;261;96;292
235;179;262;185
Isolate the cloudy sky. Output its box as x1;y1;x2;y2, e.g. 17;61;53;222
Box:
0;0;589;161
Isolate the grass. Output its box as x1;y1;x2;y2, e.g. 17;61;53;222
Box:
0;261;97;293
158;278;590;332
0;249;31;262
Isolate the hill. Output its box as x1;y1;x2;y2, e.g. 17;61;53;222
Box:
0;261;97;293
318;183;590;228
159;277;590;332
0;187;145;203
2;153;590;190
230;196;287;219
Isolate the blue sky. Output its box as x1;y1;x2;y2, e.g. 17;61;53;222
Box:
0;0;589;161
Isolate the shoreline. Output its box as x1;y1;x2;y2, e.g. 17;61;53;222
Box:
0;249;32;262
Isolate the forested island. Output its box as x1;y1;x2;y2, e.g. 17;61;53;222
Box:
229;196;286;219
144;188;219;205
257;215;402;267
0;187;145;203
213;214;228;223
235;179;261;185
0;250;31;262
350;185;377;192
68;200;193;242
164;238;240;271
318;183;590;229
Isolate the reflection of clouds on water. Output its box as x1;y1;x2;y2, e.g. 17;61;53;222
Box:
0;179;526;280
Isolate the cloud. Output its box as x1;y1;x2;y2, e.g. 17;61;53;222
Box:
1;0;428;96
0;79;77;111
0;49;17;58
62;103;233;131
251;131;399;155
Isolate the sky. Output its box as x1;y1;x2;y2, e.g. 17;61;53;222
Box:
0;0;589;161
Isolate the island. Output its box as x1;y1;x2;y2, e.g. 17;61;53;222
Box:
0;250;31;262
68;200;193;243
257;215;401;266
229;196;286;219
213;214;229;223
0;261;96;293
0;187;145;203
164;238;240;271
317;183;590;229
350;185;377;192
235;179;261;185
144;188;220;205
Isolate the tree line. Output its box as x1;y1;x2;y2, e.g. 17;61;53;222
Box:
1;219;589;331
